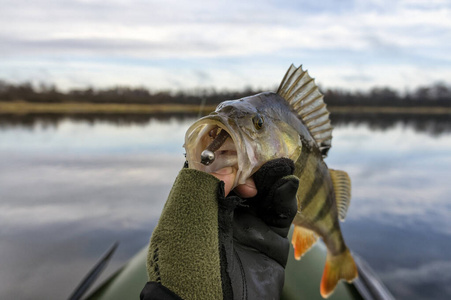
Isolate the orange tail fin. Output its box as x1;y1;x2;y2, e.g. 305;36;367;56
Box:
320;249;358;298
291;225;318;260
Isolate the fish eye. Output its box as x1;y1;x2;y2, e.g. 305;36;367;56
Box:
253;114;264;130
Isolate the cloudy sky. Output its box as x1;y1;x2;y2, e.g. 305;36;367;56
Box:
0;0;450;92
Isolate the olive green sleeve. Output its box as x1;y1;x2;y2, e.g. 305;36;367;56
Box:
146;168;224;299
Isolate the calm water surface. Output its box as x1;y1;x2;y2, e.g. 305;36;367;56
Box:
0;115;450;299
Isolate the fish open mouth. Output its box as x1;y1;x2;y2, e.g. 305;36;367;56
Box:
185;122;238;171
200;127;235;165
184;118;244;187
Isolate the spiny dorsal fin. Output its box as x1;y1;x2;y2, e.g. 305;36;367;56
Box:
329;169;352;221
277;64;333;157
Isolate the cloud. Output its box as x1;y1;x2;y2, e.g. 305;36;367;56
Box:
0;0;450;90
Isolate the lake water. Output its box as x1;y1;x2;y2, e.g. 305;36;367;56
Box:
0;114;450;299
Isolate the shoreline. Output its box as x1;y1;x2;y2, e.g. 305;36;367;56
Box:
0;101;217;115
0;101;450;115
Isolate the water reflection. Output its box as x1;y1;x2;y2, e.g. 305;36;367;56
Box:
327;123;451;300
331;112;451;136
0;114;450;299
0;151;184;299
1;111;451;136
0;113;196;129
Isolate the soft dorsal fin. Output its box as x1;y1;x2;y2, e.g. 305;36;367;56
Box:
277;64;333;157
329;169;352;221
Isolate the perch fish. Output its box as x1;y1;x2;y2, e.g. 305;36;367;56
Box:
184;64;358;298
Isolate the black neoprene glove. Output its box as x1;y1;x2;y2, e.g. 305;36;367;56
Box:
221;157;299;299
141;158;299;300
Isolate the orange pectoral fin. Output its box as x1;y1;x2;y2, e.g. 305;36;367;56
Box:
320;249;358;298
291;225;318;260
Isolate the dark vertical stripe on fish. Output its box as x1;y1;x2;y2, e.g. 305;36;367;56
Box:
326;224;338;237
311;196;333;223
295;138;311;178
301;164;324;208
326;219;347;255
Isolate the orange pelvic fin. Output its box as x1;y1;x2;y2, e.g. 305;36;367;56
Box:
320;249;358;298
291;225;318;260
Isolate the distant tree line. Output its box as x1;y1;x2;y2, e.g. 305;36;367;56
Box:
324;84;451;107
0;80;450;107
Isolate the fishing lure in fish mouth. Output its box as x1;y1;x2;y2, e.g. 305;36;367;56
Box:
200;129;231;165
184;64;358;298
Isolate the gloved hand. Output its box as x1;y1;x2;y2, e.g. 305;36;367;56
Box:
141;158;299;300
221;157;299;299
